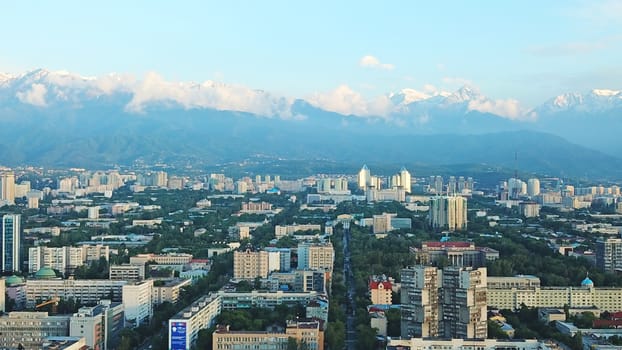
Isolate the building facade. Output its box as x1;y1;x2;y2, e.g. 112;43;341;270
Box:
0;312;70;349
1;214;21;273
487;276;622;312
122;280;153;326
428;196;467;231
400;266;487;339
233;249;269;280
596;238;622;272
297;242;334;273
412;241;499;268
25;279;126;308
212;320;324;350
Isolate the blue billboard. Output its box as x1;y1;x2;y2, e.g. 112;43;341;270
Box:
170;321;187;350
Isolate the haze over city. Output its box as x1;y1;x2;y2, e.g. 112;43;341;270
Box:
1;2;622;350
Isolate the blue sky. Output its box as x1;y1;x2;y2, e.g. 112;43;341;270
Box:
1;0;621;107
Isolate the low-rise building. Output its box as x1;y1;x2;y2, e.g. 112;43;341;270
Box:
412;241;499;267
213;320;324;350
488;275;622;312
26;274;125;308
109;263;146;281
0;312;71;349
386;337;553;350
153;278;192;305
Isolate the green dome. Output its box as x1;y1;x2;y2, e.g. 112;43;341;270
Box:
35;267;58;279
5;275;24;286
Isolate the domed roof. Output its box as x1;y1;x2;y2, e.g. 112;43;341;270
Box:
581;276;594;287
35;267;57;279
5;275;24;286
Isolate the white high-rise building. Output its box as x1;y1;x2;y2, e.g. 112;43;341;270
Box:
527;178;541;197
0;172;15;204
123;280;154;326
429;196;467;231
400;167;412;193
358;165;371;189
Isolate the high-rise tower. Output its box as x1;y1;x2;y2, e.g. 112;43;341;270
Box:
1;214;21;273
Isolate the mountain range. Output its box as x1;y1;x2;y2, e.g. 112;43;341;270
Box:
0;69;621;179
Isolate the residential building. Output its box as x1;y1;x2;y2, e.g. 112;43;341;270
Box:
428;196;467;231
213;320;324;350
1;214;21;273
153;278;192;305
109;264;145;281
0;312;70;349
596;238;622;272
369;276;393;304
0;172;15;204
264;247;291;272
26;275;125;308
520;201;541;218
358;164;371;189
297;242;334;273
233;249;269;280
401;266;441;338
400;266;487;339
440;266;487;339
168;293;222;350
122;280;154;326
69;300;124;350
527;178;541;196
29;246;83;275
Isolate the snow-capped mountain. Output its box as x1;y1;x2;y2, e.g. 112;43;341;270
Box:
535;89;622;114
1;68;622;125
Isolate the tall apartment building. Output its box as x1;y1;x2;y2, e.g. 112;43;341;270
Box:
213;320;324;350
122;280;154;326
401;266;441;338
0;172;15;204
401;266;487;339
596;238;622;272
358;164;371;189
233;249;269;280
428;196;467;231
1;214;21;273
297;242;334;273
440;267;487;339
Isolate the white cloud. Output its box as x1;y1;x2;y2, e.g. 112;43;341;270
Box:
307;85;393;117
467;97;534;120
125;72;294;118
16;83;48;106
359;55;395;70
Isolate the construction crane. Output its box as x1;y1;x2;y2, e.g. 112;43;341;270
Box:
35;297;60;314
